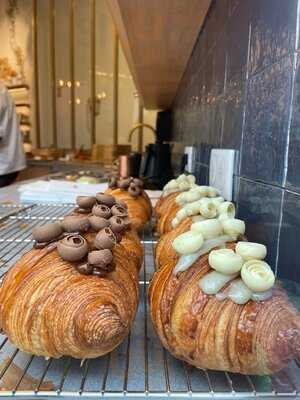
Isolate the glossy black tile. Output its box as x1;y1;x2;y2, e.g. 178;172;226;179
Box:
249;0;297;76
286;52;300;193
222;84;245;154
226;0;250;91
241;56;293;185
277;190;300;283
237;178;283;269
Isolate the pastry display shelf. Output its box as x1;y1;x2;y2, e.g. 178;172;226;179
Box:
0;203;299;399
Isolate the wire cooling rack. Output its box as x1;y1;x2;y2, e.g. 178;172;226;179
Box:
0;203;299;399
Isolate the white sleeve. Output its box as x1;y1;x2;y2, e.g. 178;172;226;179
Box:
0;87;9;143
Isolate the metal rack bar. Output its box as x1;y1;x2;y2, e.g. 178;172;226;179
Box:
0;204;298;398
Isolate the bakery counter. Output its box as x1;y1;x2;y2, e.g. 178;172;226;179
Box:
17;159;107;182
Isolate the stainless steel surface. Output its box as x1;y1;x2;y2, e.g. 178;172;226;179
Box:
0;203;299;398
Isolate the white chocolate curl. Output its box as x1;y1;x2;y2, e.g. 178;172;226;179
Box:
191;219;223;239
199;271;238;295
172;230;204;255
235;241;267;261
241;260;275;292
221;218;245;239
199;198;217;218
217;201;236;219
208;248;244;275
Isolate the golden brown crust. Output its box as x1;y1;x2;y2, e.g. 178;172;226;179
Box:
149;242;300;375
154;192;179;218
155;218;192;269
156;202;181;236
106;188;152;231
0;230;142;359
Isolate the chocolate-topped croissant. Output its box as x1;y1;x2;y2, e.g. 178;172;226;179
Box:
0;194;142;359
106;177;152;231
150;219;300;375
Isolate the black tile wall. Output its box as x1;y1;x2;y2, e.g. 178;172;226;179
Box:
171;0;300;280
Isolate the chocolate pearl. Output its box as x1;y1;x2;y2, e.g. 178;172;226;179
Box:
116;199;128;209
76;196;97;210
132;178;144;188
88;249;113;267
92;204;111;219
89;215;110;231
96;192;116;207
32;223;63;243
108;176;118;189
122;217;131;228
76;263;93;275
128;183;141;198
57;234;88;262
62;216;90;233
117;178;131;189
111;204;128;218
94;227;116;250
109;215;125;233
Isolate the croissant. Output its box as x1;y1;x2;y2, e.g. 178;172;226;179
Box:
154;191;179;219
155;218;191;268
149;243;300;375
106;188;152;231
0;193;143;360
156;200;181;235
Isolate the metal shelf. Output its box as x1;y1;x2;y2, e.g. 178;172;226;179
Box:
0;204;299;398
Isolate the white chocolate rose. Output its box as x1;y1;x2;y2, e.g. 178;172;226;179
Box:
207;186;219;198
184;190;203;203
187;175;196;185
208;248;244;274
190;185;209;197
177;174;187;183
210;197;224;207
191;219;222;239
221;218;245;239
241;260;275;292
199;198;217;218
236;242;267;261
217;201;235;219
172;230;204;255
184;200;201;216
179;181;190;191
165;179;178;190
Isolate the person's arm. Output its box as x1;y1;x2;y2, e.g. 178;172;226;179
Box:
0;87;9;146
